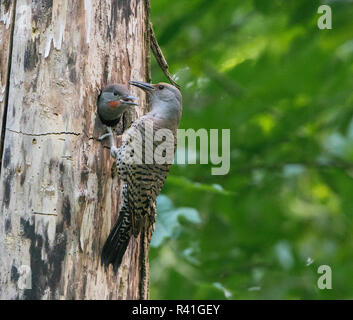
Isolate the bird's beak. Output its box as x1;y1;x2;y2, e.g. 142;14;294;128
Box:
129;80;155;93
120;95;138;106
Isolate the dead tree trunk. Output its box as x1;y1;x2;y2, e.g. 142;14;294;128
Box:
0;0;151;300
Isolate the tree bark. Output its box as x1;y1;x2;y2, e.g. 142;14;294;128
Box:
0;0;151;300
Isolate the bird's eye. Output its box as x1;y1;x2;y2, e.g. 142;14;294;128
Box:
158;85;164;90
113;91;118;96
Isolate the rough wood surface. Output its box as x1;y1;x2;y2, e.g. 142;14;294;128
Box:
0;0;151;300
0;0;15;164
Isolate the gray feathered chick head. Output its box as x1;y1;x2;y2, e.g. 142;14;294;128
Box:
99;84;138;110
98;84;138;126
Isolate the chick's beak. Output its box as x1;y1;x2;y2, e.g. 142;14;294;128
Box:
120;95;138;106
129;80;155;93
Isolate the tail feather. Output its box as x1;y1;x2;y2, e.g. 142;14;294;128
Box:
101;206;131;271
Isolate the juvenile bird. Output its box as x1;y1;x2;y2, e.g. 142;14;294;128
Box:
100;81;182;271
97;83;138;128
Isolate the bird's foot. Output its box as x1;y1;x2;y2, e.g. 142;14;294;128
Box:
99;126;114;141
98;132;112;141
99;127;118;159
110;147;119;159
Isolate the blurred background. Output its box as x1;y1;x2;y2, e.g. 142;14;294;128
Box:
148;0;353;299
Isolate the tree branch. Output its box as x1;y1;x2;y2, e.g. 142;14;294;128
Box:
149;22;180;89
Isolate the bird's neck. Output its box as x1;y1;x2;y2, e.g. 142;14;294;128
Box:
150;99;181;126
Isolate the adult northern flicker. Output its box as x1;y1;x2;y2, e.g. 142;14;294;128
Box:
97;83;138;128
100;81;182;271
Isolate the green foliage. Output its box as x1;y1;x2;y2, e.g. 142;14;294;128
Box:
151;195;201;248
149;0;353;299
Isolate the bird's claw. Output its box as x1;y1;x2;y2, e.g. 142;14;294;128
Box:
99;126;114;140
98;132;112;141
110;147;119;159
99;127;118;159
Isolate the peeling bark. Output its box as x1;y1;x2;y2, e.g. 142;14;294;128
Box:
0;0;151;300
0;0;16;168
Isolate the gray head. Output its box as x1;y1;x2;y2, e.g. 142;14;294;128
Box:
129;81;182;125
98;83;138;125
99;84;138;110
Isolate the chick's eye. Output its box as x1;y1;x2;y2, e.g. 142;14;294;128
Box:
158;85;164;90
